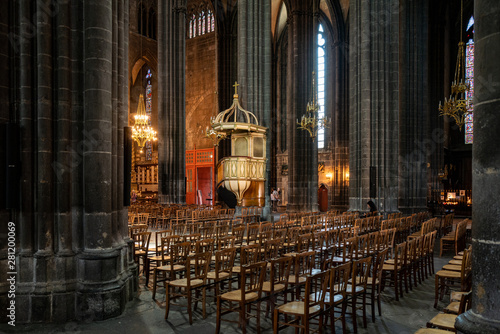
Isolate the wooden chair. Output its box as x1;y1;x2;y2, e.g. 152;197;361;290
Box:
366;248;389;323
165;251;211;324
216;261;267;334
325;262;351;334
440;219;467;256
273;270;330;334
232;244;261;278
207;247;237;302
427;291;472;331
347;256;372;333
382;241;407;301
288;251;316;299
152;241;190;300
434;248;472;308
262;256;293;322
132;231;151;276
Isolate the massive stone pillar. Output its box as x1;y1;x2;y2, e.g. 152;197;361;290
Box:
158;0;187;204
0;0;134;323
237;0;272;217
456;1;500;332
349;0;430;214
398;0;429;213
285;0;318;212
349;0;400;213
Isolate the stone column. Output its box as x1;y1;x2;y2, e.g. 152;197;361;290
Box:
455;1;500;332
286;0;317;212
0;0;135;323
158;0;187;204
349;0;399;213
398;0;429;213
237;0;272;217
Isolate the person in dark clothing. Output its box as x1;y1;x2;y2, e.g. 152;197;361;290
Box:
367;200;377;213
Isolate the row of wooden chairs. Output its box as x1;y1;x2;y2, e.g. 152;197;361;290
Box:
416;291;472;333
382;230;438;301
434;245;472;308
439;219;468;256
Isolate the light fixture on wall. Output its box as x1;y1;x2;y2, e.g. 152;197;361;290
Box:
438;0;470;131
325;172;333;180
297;72;329;139
131;94;157;153
203;116;227;146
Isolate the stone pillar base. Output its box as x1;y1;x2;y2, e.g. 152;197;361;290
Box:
456;310;500;334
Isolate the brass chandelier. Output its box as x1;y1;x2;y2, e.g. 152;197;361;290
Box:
131;94;157;153
297;72;329;139
438;0;470;130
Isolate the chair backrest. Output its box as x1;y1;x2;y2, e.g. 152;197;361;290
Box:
171;241;191;266
304;270;330;316
297;233;313;253
458;291;472;314
232;226;246;246
268;256;293;292
273;228;287;240
292;250;316;279
216;224;230;240
240;244;261;266
196;238;215;254
372;248;389;287
260;222;273;233
217;235;235;250
329;262;351;303
186;252;211;286
392;242;407;269
154;229;173;253
133;231;151;252
246;223;260;244
214;247;237;279
352;256;372;291
240;261;267;300
263;238;281;260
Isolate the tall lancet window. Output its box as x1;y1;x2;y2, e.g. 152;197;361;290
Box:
145;69;153;160
317;24;326;149
465;16;474;144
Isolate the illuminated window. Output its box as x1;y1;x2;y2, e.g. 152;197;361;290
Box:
208;10;214;32
145;69;153;161
465;16;474;144
317;24;326;149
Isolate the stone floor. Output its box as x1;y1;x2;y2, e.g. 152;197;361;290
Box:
2;215;463;334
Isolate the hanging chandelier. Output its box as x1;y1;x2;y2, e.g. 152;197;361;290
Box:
438;0;470;131
131;94;157;153
297;71;329;139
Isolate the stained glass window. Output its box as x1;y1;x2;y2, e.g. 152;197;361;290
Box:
145;69;153;160
317;24;326;149
208;10;214;32
465;16;474;144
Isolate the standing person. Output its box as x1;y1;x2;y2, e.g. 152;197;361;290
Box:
271;188;279;212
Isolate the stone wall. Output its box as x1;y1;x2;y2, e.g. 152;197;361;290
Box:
186;32;217;151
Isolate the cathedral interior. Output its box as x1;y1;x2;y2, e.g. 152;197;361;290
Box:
1;0;499;333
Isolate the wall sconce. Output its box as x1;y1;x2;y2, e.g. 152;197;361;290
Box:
345;171;349;180
325;173;333;180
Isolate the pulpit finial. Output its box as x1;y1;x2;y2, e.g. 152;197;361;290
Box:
233;81;240;96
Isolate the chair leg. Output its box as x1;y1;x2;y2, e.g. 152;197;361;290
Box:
434;275;439;308
165;284;170;319
152;269;158;300
351;294;357;333
393;271;399;301
273;309;279;334
362;293;367;328
187;288;193;325
257;301;261;334
202;287;207;319
240;301;247;334
341;300;347;334
216;297;222;334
